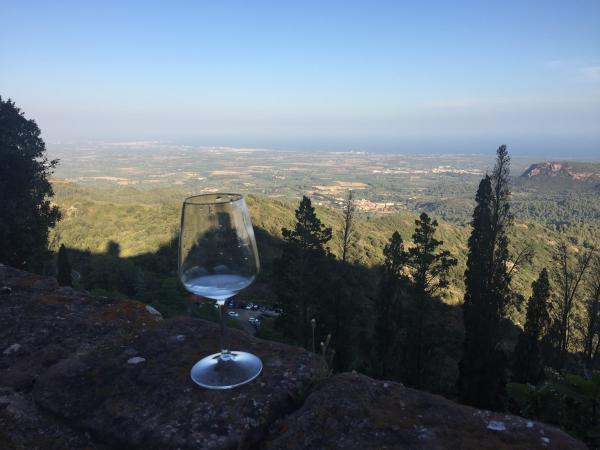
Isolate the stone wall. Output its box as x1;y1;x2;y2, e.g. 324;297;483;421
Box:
0;264;586;449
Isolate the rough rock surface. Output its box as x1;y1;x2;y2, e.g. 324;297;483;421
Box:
0;264;324;449
264;373;586;449
0;264;587;449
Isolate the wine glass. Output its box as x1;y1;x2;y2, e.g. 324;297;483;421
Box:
178;193;262;389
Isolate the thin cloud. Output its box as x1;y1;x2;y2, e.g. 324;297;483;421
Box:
545;59;572;68
546;59;600;83
579;65;600;82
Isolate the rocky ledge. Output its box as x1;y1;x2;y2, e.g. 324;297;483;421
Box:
0;264;586;449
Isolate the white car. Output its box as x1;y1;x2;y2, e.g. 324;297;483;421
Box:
227;311;239;317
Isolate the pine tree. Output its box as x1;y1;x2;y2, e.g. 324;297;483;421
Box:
513;268;551;384
383;231;406;279
404;213;457;385
281;196;332;255
276;196;332;348
406;213;457;296
373;231;408;378
459;145;514;410
56;244;72;287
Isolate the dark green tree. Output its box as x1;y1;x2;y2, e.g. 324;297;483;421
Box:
584;256;600;371
384;231;407;279
281;196;332;255
406;213;457;297
322;260;368;371
551;242;594;368
459;145;514;409
513;268;551;383
0;97;61;271
372;231;408;377
56;244;72;287
340;190;356;263
327;189;363;370
275;196;332;348
404;213;457;385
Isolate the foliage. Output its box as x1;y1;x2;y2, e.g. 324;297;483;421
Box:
0;97;61;271
403;213;457;386
513;268;551;383
275;196;333;348
507;371;600;447
406;213;458;297
584;257;600;371
371;214;459;389
459;145;516;410
41;160;600;429
281;195;332;255
372;232;407;378
550;242;595;368
49;181;599;305
340;190;357;263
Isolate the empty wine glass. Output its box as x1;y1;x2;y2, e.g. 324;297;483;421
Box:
178;193;262;389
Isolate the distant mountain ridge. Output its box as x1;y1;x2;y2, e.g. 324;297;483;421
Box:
521;161;600;181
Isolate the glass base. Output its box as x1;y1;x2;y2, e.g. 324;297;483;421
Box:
190;351;263;389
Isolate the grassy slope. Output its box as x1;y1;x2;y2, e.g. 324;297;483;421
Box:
51;182;594;318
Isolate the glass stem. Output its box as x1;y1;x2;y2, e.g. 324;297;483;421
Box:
218;302;231;360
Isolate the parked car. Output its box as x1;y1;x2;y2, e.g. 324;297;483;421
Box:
227;311;239;317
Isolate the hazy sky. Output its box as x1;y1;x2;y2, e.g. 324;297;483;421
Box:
1;0;599;154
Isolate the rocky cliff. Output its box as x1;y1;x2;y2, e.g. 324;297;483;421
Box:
521;161;600;181
0;264;586;449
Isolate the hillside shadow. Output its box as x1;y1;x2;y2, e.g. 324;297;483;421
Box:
59;225;471;397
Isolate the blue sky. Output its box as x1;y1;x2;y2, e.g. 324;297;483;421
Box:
1;0;599;154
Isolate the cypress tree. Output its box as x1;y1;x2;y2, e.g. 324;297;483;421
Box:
340;190;356;263
57;244;72;287
459;145;514;409
513;268;551;384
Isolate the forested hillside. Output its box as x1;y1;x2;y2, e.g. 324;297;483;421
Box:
50;180;598;309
